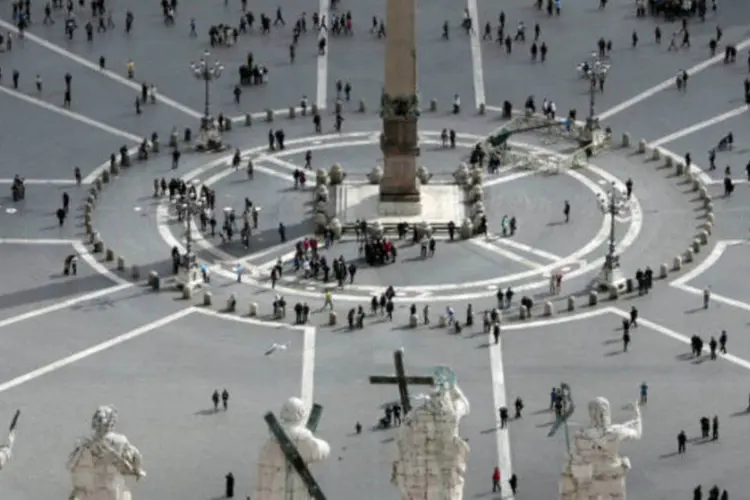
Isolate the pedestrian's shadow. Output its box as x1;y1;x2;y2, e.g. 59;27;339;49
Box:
730;409;750;417
658;451;680;459
605;350;624;357
194;408;220;416
684;307;705;314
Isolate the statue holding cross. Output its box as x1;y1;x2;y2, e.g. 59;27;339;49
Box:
370;349;471;500
255;398;330;500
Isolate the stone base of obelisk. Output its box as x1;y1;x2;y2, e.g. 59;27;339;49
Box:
333;184;466;225
378;192;422;217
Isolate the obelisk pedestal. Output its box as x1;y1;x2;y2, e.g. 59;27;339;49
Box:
379;0;421;216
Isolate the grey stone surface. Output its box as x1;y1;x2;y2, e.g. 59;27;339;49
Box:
1;0;750;497
0;313;304;500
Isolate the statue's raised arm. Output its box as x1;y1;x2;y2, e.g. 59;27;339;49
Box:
0;410;20;471
611;402;642;441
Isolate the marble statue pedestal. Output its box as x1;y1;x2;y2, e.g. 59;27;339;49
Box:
335;184;465;225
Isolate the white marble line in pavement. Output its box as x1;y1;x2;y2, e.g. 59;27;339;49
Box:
488;236;563;262
189;308;316;407
0;178;77;185
598;37;750;120
0;308;194;394
316;0;330;109
608;307;750;371
0;85;143;143
0;282;132;331
0;238;76;245
72;241;131;286
650;105;749;147
0;18;204;120
470;238;544;269
670;239;750;312
489;333;513;494
466;0;486;109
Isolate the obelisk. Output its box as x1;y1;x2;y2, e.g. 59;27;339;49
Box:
379;0;421;215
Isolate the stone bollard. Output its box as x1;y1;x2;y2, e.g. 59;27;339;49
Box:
85;222;93;235
609;287;619;300
182;285;192;300
131;266;140;280
288;106;296;119
707;213;715;224
665;156;673;168
430;99;437;112
91;239;102;252
692;179;701;192
659;263;668;279
438;315;447;328
698;231;709;245
519;305;528;320
567;296;575;312
684;249;694;263
703;196;712;208
245;113;252;127
358;99;366;113
698;187;708;200
266;109;273;122
588;291;598;307
203;291;212;306
116;256;125;271
621;133;630;148
409;314;418;328
705;202;714;213
84;212;91;225
637;139;647;154
478;103;486;115
249;302;258;317
651;147;661;161
673;256;683;271
226;295;237;312
329;311;337;326
543;301;554;317
675;162;684;176
102;169;111;183
691;239;701;253
94;178;102;192
224;119;232;132
105;248;114;261
702;221;713;234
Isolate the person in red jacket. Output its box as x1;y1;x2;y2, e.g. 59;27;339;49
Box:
492;466;501;493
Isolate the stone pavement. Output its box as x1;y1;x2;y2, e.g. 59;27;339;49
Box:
2;0;750;498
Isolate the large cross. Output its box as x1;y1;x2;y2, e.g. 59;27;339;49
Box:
547;382;575;452
369;348;434;415
263;403;326;500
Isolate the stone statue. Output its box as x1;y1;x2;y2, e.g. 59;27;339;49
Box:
0;410;20;471
254;397;331;500
67;406;146;500
391;367;471;500
559;397;643;500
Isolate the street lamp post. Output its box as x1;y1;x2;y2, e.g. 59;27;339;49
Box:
190;50;224;129
584;51;608;135
180;193;205;265
595;181;627;292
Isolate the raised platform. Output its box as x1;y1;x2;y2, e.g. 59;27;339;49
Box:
333;183;466;225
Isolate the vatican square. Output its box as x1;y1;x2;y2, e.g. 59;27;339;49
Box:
2;0;750;499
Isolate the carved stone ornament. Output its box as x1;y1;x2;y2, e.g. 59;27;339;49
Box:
381;93;421;120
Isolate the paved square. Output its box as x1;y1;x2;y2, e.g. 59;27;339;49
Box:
0;311;310;500
2;0;750;496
